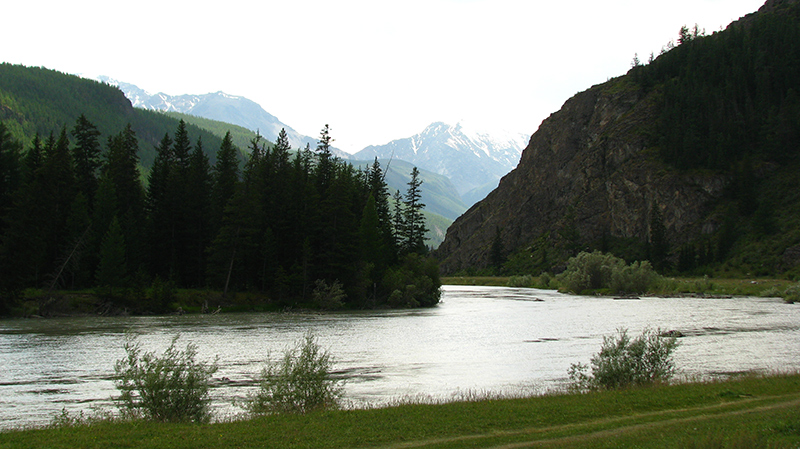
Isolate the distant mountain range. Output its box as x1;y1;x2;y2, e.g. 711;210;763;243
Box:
97;76;350;159
101;77;527;208
355;122;527;206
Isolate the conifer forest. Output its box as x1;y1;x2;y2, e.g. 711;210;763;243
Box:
0;119;441;314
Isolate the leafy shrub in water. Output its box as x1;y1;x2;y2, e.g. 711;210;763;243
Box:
245;333;343;415
114;335;218;423
568;328;679;391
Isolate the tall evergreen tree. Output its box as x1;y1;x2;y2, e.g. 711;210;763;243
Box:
315;124;335;194
367;158;396;263
211;131;240;234
105;124;146;274
146;133;173;279
39;126;77;280
71;114;102;207
184;138;212;286
648;203;669;272
401;167;428;254
0;122;22;231
95;216;127;289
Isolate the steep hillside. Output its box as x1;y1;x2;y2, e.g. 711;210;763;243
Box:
0;64;224;168
436;0;800;277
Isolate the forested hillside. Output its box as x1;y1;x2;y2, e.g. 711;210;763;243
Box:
0;64;224;167
437;0;800;278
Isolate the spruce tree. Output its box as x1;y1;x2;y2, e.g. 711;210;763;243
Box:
211;131;240;234
0;122;22;231
96;216;128;289
184;138;212;286
146;134;171;278
401;167;428;254
71;114;102;207
105;125;146;274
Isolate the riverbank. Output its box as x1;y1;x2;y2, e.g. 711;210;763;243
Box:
2;373;799;448
442;275;797;300
4;276;797;319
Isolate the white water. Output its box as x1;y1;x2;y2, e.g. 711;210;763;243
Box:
1;285;798;429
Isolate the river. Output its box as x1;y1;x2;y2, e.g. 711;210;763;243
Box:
1;285;798;429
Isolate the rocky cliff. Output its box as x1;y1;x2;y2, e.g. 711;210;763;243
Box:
435;77;731;273
437;0;800;275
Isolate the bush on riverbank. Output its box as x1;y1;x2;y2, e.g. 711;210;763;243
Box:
568;328;679;391
114;335;219;423
557;251;661;295
244;333;343;415
9;373;800;448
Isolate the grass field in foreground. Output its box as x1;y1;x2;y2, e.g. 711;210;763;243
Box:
2;373;799;448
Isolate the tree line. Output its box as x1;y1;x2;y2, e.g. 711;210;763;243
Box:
0;118;440;314
630;12;800;171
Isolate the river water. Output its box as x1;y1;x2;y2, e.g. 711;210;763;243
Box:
1;285;798;429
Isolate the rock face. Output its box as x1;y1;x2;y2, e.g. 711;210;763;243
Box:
435;79;728;273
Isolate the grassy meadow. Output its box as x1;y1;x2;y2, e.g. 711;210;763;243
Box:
2;373;798;448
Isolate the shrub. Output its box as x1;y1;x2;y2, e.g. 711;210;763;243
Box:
114;335;218;423
507;275;534;288
312;279;346;310
245;332;343;415
538;272;552;289
557;251;625;293
610;260;659;294
558;251;661;294
782;283;800;304
381;253;441;307
568;328;679;391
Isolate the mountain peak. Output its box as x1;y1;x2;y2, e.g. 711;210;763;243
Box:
100;78;350;159
355;121;527;206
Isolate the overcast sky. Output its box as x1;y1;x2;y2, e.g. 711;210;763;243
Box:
3;0;765;153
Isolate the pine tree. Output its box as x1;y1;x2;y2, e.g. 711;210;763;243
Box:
211;131;240;234
39;126;77;280
0;122;22;231
401;167;428;254
315;124;335;194
146;133;174;279
105;125;146;274
648;203;669;272
367;158;395;261
71;114;102;207
184;138;212;286
96;216;127;289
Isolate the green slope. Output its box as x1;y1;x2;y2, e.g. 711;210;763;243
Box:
0;63;225;168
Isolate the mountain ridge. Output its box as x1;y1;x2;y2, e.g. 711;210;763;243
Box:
436;0;800;277
355;121;527;206
97;77;351;159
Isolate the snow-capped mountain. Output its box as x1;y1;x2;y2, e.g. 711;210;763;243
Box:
355;122;528;206
97;76;348;158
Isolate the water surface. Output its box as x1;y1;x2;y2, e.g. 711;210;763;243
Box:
1;285;798;429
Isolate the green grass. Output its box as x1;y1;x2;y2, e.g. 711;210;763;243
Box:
2;373;799;448
441;276;512;286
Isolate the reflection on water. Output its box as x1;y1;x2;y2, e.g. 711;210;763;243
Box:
1;285;799;429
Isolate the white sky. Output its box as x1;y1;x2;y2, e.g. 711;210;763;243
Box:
2;0;766;153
